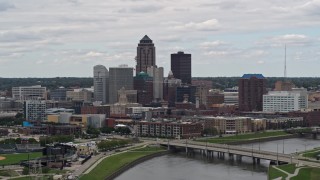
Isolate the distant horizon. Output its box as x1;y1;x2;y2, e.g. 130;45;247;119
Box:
1;1;320;77
1;76;320;78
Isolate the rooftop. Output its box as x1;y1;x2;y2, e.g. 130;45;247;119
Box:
241;74;265;79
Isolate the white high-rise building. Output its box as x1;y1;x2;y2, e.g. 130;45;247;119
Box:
24;100;46;121
12;85;47;101
263;89;308;113
147;66;163;101
93;65;109;104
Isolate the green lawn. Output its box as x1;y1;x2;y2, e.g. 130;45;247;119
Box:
199;131;288;144
302;148;320;159
0;152;43;166
0;169;19;177
268;166;288;180
80;146;165;180
291;167;320;180
268;164;320;180
278;164;296;174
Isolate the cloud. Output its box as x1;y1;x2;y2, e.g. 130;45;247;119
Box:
200;40;228;49
257;34;314;47
205;51;229;56
173;19;220;31
257;60;265;64
0;1;14;12
86;51;105;57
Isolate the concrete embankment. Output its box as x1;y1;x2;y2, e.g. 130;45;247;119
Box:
105;151;168;180
227;134;299;145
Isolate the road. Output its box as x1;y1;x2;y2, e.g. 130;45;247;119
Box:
73;142;148;177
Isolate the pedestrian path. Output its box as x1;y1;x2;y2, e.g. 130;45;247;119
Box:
272;165;306;180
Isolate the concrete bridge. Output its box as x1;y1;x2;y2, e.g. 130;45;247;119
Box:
159;140;320;167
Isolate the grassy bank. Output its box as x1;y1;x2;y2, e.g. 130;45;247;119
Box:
80;146;165;180
302;148;320;159
0;169;19;177
198;131;289;144
268;164;320;180
0;152;43;166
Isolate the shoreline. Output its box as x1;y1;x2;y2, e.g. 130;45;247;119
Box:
105;150;168;180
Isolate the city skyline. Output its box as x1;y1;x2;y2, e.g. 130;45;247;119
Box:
1;0;320;77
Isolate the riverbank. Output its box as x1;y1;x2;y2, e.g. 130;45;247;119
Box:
80;146;167;180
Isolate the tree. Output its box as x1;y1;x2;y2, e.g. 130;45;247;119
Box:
115;127;131;135
202;127;218;136
100;127;114;134
86;126;100;135
22;167;29;175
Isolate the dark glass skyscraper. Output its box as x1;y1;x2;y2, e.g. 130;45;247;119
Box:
136;35;156;75
171;51;191;84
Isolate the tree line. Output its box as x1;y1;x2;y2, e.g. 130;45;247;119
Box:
1;77;319;91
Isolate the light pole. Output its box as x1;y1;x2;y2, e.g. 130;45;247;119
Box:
258;136;261;151
304;144;308;160
282;139;285;154
277;143;279;165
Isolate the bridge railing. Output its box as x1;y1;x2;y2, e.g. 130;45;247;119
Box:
164;140;291;158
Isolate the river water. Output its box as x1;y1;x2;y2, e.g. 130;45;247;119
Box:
115;138;320;180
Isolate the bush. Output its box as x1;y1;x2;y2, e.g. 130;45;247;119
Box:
22;167;29;175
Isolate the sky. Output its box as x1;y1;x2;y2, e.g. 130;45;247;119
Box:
0;0;320;78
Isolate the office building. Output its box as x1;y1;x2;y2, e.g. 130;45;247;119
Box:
176;86;197;104
134;72;153;105
263;89;308;112
50;87;67;101
274;81;295;91
238;74;267;111
12;85;47;101
24;100;46;121
171;51;191;84
109;65;134;104
136;35;156;74
66;89;93;102
147;66;164;101
201;116;252;134
93;65;109;104
163;71;182;107
135;121;202;138
223;92;239;106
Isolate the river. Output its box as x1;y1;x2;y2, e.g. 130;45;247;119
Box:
115;138;320;180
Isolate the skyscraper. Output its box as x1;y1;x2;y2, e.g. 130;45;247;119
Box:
238;74;267;111
136;35;156;74
147;66;164;102
134;72;153;106
93;65;109;104
171;51;191;84
109;65;134;104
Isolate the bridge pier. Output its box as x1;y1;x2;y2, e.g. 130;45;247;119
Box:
229;153;234;160
256;158;260;164
218;152;225;159
252;157;256;164
236;155;242;162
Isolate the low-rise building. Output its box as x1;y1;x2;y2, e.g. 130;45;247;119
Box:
135;121;202;138
201;116;252;134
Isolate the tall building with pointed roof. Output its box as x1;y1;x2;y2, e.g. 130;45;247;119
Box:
136;35;156;75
